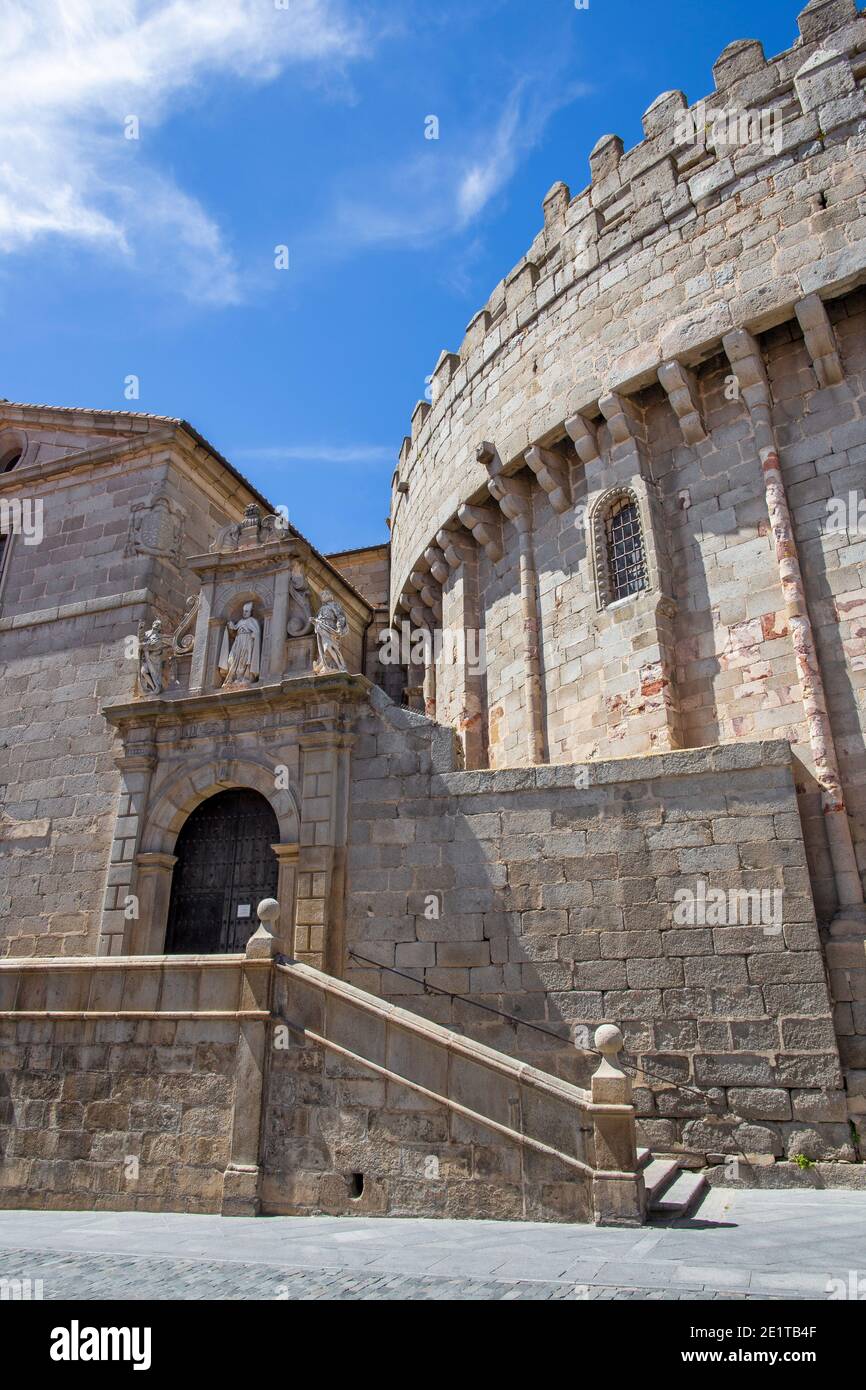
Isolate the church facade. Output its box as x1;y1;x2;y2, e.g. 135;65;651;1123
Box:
1;0;865;1221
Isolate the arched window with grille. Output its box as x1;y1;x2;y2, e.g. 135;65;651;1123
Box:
591;487;650;608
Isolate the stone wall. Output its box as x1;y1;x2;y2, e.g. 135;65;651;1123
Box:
0;413;284;958
0;955;269;1213
261;960;615;1224
327;543;404;704
0;948;644;1225
387;0;866;893
345;691;857;1164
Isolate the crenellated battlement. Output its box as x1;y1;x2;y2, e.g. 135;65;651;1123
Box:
390;0;866;616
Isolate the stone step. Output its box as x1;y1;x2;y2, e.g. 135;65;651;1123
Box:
650;1169;709;1220
637;1147;652;1171
642;1156;682;1205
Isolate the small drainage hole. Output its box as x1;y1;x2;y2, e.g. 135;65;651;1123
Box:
348;1172;364;1199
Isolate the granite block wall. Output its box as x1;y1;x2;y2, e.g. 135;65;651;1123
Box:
346;693;857;1163
0;1016;237;1214
0;423;256;957
261;962;596;1222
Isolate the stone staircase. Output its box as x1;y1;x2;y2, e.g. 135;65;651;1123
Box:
638;1148;708;1221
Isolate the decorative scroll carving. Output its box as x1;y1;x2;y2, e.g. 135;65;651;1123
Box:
171;595;200;655
136;598;201;695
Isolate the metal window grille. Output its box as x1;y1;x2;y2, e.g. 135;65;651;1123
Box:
605;498;647;601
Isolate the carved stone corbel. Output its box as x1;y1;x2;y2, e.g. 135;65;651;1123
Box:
795;294;844;389
565;413;600;465
423;544;450;586
435;525;474;570
658;361;707;444
524;445;571;513
457;503;503;562
598;391;643;446
409;570;442;622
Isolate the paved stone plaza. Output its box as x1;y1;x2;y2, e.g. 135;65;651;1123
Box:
1;1188;864;1300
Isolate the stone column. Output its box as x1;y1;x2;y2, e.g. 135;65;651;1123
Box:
294;726;355;974
189;575;216;693
435;524;487;769
724;329;865;926
397;592;431;715
98;749;157;956
408;563;441;721
269;568;290;679
590;1025;646;1227
221;900;277;1217
131;852;177;954
480;443;545;765
270;842;299;954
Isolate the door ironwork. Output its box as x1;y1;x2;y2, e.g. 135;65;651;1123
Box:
164;789;280;954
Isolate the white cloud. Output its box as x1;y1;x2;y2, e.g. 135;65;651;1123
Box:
0;0;367;302
323;76;591;255
237;444;394;465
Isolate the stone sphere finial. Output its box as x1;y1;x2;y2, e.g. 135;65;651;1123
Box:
594;1023;624;1057
257;898;280;925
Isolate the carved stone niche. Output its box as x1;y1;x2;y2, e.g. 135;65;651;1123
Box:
183;505;371;693
126;493;186;564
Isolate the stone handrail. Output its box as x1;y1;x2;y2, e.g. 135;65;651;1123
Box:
272;950;646;1225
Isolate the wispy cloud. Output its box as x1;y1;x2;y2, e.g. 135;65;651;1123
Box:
320;76;591;256
0;0;368;303
236;444;394;465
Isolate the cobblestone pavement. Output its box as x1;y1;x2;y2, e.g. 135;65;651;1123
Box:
0;1247;790;1301
0;1187;863;1301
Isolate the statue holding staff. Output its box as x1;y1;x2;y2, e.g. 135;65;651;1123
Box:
219;602;262;686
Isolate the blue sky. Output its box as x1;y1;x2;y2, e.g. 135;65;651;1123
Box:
2;0;802;553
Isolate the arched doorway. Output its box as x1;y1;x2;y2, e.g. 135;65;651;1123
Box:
165;789;280;954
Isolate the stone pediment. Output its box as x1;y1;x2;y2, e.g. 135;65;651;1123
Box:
133;506;369;702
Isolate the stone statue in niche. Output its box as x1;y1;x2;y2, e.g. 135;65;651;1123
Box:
287;559;313;637
218;602;262;687
137;619;174;695
313;589;349;674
